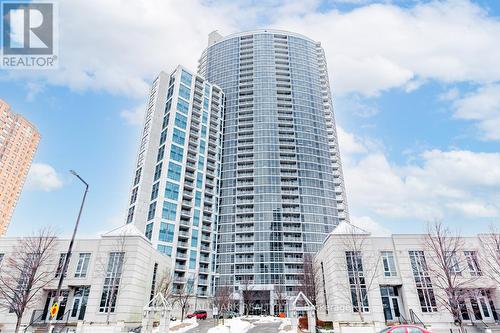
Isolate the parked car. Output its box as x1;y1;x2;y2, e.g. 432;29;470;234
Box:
187;310;208;320
218;310;239;319
379;325;431;333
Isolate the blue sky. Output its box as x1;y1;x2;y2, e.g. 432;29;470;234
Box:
2;0;500;238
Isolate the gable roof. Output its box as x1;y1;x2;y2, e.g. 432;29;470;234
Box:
330;221;370;236
102;223;150;243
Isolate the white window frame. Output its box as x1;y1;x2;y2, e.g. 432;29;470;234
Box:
74;253;91;278
381;251;397;277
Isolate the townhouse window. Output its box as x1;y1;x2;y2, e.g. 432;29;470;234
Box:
447;251;461;275
345;251;369;313
381;251;397;277
56;253;70;278
165;182;179;201
147;201;156;221
145;223;153;240
409;251;437;312
99;252;125;313
170;144;184;163
74;253;91;278
464;251;482;276
162;202;177;221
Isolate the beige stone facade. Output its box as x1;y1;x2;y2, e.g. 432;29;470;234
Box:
0;99;40;236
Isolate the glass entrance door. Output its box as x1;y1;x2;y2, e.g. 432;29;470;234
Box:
380;286;402;322
70;286;90;320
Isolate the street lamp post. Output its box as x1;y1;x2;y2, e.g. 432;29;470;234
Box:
47;170;88;333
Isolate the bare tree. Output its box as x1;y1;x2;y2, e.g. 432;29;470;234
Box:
478;224;500;286
155;268;174;303
423;221;477;333
299;253;321;307
171;279;195;322
213;285;232;323
274;285;287;316
0;228;57;333
332;225;380;322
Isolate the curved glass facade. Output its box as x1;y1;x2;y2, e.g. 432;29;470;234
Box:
199;30;348;310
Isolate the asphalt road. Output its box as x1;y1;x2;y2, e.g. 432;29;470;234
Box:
186;318;216;333
248;321;282;333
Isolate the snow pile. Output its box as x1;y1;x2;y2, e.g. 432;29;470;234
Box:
279;318;294;333
207;318;255;333
254;316;283;324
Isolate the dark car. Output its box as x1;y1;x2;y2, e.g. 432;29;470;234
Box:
218;310;239;319
379;325;432;333
187;310;208;320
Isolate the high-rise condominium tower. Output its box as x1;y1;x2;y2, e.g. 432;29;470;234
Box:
126;66;224;306
0;99;40;236
198;30;348;314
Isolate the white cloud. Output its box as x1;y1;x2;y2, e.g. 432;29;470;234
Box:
2;0;500;98
342;141;500;222
351;215;391;236
452;84;500;141
25;163;64;192
120;104;145;126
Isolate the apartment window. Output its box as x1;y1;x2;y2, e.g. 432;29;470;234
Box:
158;245;172;256
193;209;200;226
175;113;187;129
160;129;168;145
191;229;198;248
165;182;179;200
156;145;165;162
195;191;202;208
162;114;169;130
202;111;208;125
464;251;482;276
189;250;197;269
56;253;70;278
178;84;191;102
126;206;134;224
381;251;397;277
153;162;162;181
74;253;91;278
145;223;153;240
409;251;437;312
196;172;203;189
173;128;185;145
167;85;174;99
180;70;192;86
201;125;207;138
165;99;172;113
204;84;210;96
150;182;159;200
170;144;184;163
130;187;138;205
199;140;206;155
147;201;156;221
198;156;204;171
159;223;175;242
345;251;369;313
177;99;190;115
167;162;182;181
133;168;142;186
203;97;209;110
162;202;177;221
99;252;125;313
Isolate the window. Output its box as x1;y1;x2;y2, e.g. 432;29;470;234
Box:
191;229;198;248
126;206;134;224
409;251;437;312
150;263;158;301
201;125;207;138
165;182;179;200
56;253;70;278
165;98;172;113
193;209;200;226
157;145;165;162
189;250;197;269
75;253;91;278
99;252;125;313
196;172;203;189
159;223;175;242
204;83;210;96
175;113;187;129
198;156;204;171
130;187;138;205
203;97;209;110
321;262;328;314
447;251;461;275
381;251;397;277
158;245;172;256
177;99;190;114
179;84;191;101
464;251;482;276
145;223;153;240
147;202;156;221
162;202;177;221
181;70;192;86
153;162;162;181
160;129;168;145
150;182;159;200
162;114;169;130
0;253;4;265
170;144;184;162
202;111;208;125
173;128;185;145
345;251;369;313
199;140;206;155
195;191;202;208
133;168;141;186
167;162;182;181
